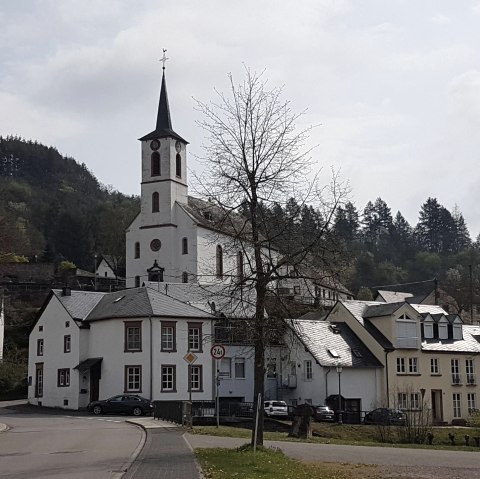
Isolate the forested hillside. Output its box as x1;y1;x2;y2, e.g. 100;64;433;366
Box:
0;136;140;270
257;196;480;311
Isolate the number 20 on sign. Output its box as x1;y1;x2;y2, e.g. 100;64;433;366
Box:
210;344;225;359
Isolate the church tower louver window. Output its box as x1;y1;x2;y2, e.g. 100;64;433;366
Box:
152;192;159;212
151;152;160;176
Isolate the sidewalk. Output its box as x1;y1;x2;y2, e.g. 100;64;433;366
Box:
124;417;203;479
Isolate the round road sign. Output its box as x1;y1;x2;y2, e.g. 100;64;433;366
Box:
210;344;226;359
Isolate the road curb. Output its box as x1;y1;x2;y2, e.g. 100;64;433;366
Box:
112;421;147;478
183;432;206;479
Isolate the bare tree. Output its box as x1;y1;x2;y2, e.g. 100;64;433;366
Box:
194;68;347;445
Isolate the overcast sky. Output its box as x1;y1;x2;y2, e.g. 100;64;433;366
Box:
2;1;480;237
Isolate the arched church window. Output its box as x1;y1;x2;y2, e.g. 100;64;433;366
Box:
216;245;223;279
182;272;189;283
237;251;244;280
182;237;188;255
152;192;159;212
176;153;181;177
151;152;160;176
134;242;140;259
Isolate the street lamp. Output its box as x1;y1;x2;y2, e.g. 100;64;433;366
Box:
336;365;343;425
94;254;97;291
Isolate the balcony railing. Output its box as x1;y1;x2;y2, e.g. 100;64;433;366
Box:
467;374;476;385
452;374;462;385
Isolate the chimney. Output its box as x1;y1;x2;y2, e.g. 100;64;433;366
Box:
62;287;71;297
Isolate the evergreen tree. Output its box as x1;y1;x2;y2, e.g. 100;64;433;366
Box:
416;197;444;253
451;205;471;253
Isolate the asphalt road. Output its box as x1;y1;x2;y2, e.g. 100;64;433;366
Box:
0;401;144;479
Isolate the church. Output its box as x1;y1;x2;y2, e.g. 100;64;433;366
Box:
125;65;247;290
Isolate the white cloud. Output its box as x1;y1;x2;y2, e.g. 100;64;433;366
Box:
431;13;452;25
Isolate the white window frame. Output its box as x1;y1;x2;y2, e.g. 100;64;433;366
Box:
453;393;461;418
234;357;245;379
408;357;418;374
410;392;420;410
468;393;476;414
430;357;440;375
125;365;141;392
304;360;313;381
161;365;175;392
451;359;461;384
466;359;475;384
398;392;408;409
220;357;231;378
396;357;406;374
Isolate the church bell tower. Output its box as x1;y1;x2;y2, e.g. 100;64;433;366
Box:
138;52;189;227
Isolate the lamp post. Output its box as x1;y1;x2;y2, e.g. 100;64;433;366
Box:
336;365;343;424
94;254;98;291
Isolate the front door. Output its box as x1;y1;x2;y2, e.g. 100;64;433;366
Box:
431;389;443;423
90;362;101;402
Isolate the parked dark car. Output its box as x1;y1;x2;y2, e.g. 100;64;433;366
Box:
88;395;153;416
364;408;407;426
315;405;335;422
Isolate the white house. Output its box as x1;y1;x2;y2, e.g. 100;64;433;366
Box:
28;286;215;410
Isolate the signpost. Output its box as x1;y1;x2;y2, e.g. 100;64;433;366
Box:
211;344;226;428
184;352;198;404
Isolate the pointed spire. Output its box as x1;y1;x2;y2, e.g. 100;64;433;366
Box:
156;70;172;131
139;53;188;144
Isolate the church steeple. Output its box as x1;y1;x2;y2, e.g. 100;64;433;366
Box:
139;53;188;143
156;70;172;131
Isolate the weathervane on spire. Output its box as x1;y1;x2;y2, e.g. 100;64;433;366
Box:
160;49;168;70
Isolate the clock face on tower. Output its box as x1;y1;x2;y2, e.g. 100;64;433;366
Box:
150;140;160;151
175;141;181;153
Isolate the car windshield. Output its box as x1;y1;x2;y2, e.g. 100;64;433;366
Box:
271;401;287;407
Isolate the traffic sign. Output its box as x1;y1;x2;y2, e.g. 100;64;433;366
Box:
183;352;198;364
210;344;226;359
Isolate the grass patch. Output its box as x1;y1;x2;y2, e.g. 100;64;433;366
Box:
192;423;480;450
196;446;380;479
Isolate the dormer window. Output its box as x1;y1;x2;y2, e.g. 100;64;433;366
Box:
151;152;160;176
423;315;434;339
453;318;463;340
438;317;448;340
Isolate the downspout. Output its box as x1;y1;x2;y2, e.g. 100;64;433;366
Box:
385;350;390;408
149;316;153;400
324;367;331;402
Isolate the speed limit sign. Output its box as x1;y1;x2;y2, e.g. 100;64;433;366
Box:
210;344;226;360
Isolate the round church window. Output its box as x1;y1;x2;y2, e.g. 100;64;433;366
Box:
150;239;161;251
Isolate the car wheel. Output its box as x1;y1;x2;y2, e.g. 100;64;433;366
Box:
132;407;143;416
92;405;102;415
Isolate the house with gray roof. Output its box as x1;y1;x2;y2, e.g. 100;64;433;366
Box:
269;319;382;419
326;299;480;424
28;286;215;410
